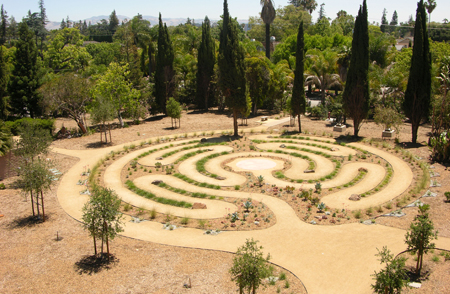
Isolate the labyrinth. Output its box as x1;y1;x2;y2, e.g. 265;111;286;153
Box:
55;130;436;293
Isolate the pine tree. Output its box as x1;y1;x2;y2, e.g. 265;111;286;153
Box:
403;0;431;144
381;8;388;33
109;10;119;34
196;16;215;110
60;18;66;30
342;0;369;137
0;5;8;45
290;21;306;133
9;22;42;118
390;10;398;26
0;47;8;119
218;0;246;137
154;13;174;114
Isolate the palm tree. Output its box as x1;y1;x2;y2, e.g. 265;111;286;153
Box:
260;0;276;59
305;49;341;104
424;0;437;27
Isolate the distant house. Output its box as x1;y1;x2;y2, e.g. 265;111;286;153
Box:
395;37;414;50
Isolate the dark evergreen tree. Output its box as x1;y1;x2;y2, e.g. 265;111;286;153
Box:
317;3;326;22
0;47;8;119
154;13;174;114
7;16;17;40
109;10;119;34
9;22;42;117
60;18;66;30
196;16;215;110
381;8;388;33
342;0;369;137
390;10;398;26
290;21;306;133
403;0;431;144
218;0;246;136
0;5;7;45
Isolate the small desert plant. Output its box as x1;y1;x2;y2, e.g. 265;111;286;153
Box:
445;192;450;202
353;210;362;219
234;185;240;190
150;208;157;219
198;219;206;228
257;175;264;186
181;217;189;225
279;272;286;280
317;202;326;213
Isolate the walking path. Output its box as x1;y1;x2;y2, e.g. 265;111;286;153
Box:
53;124;450;294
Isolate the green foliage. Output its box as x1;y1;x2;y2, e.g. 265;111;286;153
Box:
373;106;404;131
371;246;408;294
290;21;306;133
342;0;369;137
9;21;43;117
229;238;271;294
14;120;52;161
245;56;272;115
82;185;124;258
5;117;54;136
166;97;182;128
219;0;246;136
154;14;175;114
196;17;215;110
91;62;141;127
403;0;432;143
405;205;438;275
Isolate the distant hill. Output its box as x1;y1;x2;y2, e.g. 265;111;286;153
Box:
46;15;248;30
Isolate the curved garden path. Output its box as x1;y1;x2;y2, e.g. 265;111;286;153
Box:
53;125;450;294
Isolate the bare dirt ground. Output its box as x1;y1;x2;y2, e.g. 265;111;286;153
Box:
1;110;449;293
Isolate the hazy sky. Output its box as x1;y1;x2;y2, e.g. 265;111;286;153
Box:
3;0;449;24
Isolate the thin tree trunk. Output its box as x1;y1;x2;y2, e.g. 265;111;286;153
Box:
233;109;239;136
105;221;110;262
298;114;302;133
30;191;35;216
41;190;45;222
118;111;124;128
109;124;112;143
265;23;270;59
93;219;97;256
412;121;419;144
36;192;40;218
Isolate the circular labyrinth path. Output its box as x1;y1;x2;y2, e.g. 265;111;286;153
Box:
54;131;450;294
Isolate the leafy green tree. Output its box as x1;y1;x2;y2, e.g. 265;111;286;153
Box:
9;21;42;117
14;122;52;219
44;28;91;73
290;21;306;133
402;0;432;144
219;0;247;136
0;122;11;157
229;238;271;294
405;204;438;275
90;95;115;144
82;185;124;260
154;14;175;114
371;246;408;294
245;57;271;115
0;46;8;119
166;97;182;128
290;0;318;14
332;10;355;36
390;11;398;26
196;17;215;110
39;73;92;134
305;49;341;104
92;62;141;128
260;0;276;59
342;0;369;137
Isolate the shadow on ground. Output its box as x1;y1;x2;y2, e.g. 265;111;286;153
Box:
74;253;118;275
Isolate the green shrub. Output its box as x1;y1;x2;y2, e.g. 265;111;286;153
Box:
6;118;55;136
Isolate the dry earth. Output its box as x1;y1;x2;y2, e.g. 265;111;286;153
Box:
1;110;449;293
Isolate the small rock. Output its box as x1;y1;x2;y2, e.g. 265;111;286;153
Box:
216;176;226;180
230;223;236;228
0;214;4;217
358;167;368;173
330;147;339;151
192;203;207;209
267;136;273;138
280;144;286;148
255;218;260;221
349;194;361;201
314;216;321;219
310;220;317;225
254;221;260;225
322;215;328;220
155;157;163;160
152;180;163;185
408;282;421;289
207;148;214;151
304;169;315;173
200;138;207;143
325;211;331;215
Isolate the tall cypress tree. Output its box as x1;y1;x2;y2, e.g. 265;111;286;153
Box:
218;0;246;136
196;16;215;110
154;13;174;114
290;21;306;133
9;22;42;118
0;5;7;45
342;0;369;137
403;0;431;144
0;47;8;119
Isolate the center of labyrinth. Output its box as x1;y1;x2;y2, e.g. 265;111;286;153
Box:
235;158;277;170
